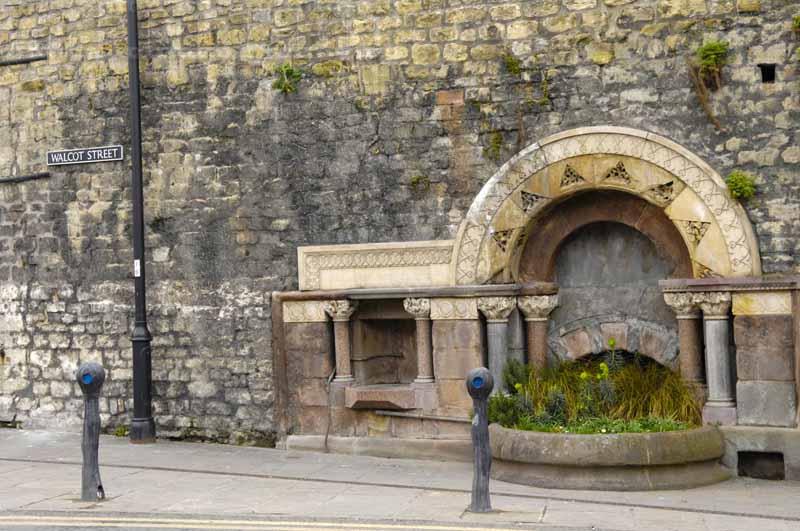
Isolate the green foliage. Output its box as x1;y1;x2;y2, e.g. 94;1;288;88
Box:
503;358;528;394
793;15;800;31
512;416;692;434
113;425;129;437
409;174;431;192
483;131;503;161
503;52;523;77
489;355;702;434
272;63;303;94
726;170;757;201
695;40;729;75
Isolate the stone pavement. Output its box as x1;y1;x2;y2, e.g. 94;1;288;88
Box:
0;430;799;531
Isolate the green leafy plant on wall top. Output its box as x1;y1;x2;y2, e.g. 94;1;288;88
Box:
272;63;303;94
793;15;800;33
726;170;757;201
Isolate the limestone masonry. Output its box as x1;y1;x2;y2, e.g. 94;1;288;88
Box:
0;0;798;447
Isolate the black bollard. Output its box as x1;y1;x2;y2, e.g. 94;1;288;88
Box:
466;367;494;513
76;362;106;502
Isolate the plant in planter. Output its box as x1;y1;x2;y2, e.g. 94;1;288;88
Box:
491;354;701;434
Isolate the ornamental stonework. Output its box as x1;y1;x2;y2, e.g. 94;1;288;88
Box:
476;297;516;321
403;298;431;319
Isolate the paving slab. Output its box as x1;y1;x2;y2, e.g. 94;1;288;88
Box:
0;429;799;531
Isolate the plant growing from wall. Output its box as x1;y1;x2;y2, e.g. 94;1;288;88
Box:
483;131;504;161
726;170;757;201
793;15;800;35
409;174;430;193
272;63;303;94
503;52;523;77
688;40;729;131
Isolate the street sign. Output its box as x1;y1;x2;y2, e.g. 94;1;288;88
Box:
46;145;124;166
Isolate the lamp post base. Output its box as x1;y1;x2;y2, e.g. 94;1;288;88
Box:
130;417;156;444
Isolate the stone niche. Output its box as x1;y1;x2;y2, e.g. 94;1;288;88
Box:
351;300;417;385
547;219;681;368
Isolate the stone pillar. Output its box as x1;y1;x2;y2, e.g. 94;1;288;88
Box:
323;300;358;383
404;298;434;383
663;292;705;384
696;291;736;425
517;295;559;370
477;297;516;393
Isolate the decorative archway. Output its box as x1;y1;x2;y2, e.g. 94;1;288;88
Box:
452;126;761;285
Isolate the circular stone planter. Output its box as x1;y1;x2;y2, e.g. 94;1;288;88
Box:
490;424;730;491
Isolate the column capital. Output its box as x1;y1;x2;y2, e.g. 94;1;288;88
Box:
403;298;431;319
477;296;516;322
663;292;700;319
693;291;731;319
323;299;358;321
517;294;559;321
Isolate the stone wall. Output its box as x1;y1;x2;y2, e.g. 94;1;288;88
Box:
1;0;798;440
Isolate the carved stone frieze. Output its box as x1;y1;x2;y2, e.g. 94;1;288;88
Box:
561;164;585;187
403;298;431;319
693;291;731;318
477;296;516;321
662;292;700;319
517;294;559;321
283;301;328;323
299;241;453;291
430;298;478;320
323;299;358;321
732;292;792;316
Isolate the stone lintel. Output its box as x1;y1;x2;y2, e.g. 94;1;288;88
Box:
344;384;417;410
660;276;800;293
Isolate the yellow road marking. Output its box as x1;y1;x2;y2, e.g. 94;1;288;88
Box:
0;515;525;531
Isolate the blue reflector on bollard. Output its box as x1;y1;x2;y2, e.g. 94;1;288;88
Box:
472;376;484;389
82;373;93;385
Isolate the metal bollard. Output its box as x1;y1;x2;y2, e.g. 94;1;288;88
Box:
76;362;106;502
466;367;493;513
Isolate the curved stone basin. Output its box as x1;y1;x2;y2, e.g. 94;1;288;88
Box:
490;424;730;491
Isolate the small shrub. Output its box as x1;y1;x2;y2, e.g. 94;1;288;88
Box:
688;40;730;131
113;425;129;437
726;170;757;201
503;358;528;393
272;63;303;94
793;15;800;33
695;40;729;79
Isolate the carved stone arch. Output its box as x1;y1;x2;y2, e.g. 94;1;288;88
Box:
452;126;761;285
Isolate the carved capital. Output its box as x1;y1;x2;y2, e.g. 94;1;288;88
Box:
323;300;358;321
517;294;559;321
693;291;731;318
403;298;431;319
663;292;700;319
477;296;516;321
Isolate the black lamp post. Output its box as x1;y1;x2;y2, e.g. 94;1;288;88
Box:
126;0;155;443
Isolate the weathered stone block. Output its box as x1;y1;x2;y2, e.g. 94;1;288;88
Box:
734;315;794;381
737;381;797;427
432;320;483;352
284;322;329;352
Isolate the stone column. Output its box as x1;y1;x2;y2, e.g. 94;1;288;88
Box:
695;291;736;425
663;292;705;384
323;300;358;383
477;297;516;393
404;298;434;383
517;295;559;370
